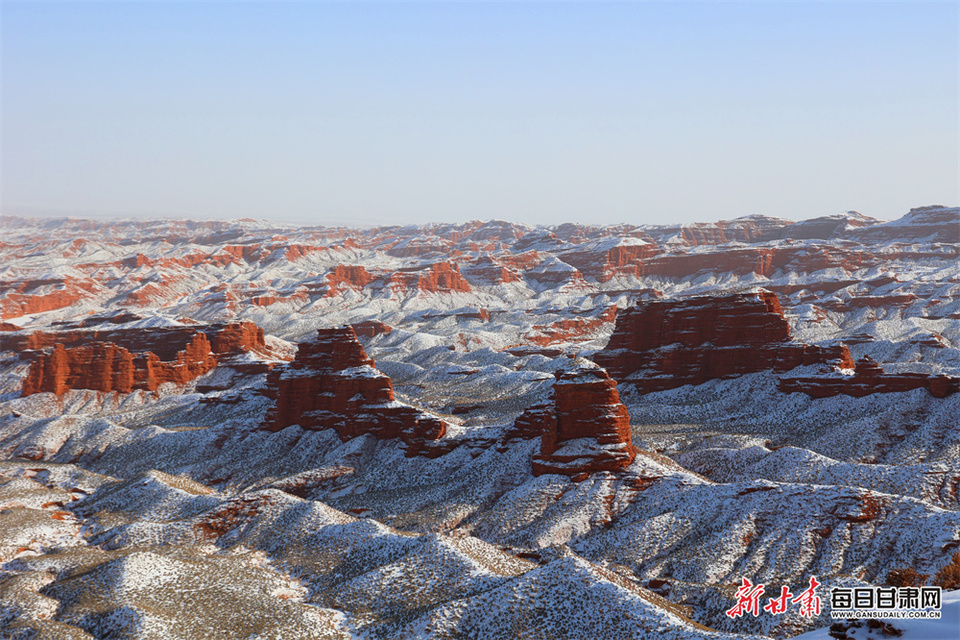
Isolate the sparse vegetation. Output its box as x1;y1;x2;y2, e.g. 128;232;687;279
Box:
932;551;960;590
885;567;928;587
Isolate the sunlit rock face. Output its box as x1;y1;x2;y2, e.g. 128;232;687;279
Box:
778;355;960;398
262;326;449;456
16;322;269;396
594;291;854;393
512;364;637;479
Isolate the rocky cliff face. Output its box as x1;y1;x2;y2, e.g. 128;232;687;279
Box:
524;306;617;347
460;255;524;285
778;356;960;398
510;365;636;479
645;215;791;246
594;291;854;393
386;262;471;293
17;322;271;396
262;327;449;456
0;277;102;319
350;320;393;338
324;265;376;296
846;205;959;243
21;333;217;396
208;322;268;356
558;239;661;282
8;322;267;360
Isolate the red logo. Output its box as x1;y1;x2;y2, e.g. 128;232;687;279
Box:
726;578;766;618
727;576;822;619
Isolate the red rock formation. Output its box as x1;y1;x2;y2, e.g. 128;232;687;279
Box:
7;323;268;360
385;237;455;258
594;291;854;393
122;243;331;273
461;255;523;285
778;356;960;398
500;402;554;451
0;322;19;332
262;327;449;456
324;265;375;296
250;294;300;307
559;241;662;282
350;320;393;338
386;263;471;293
637;248;783;279
820;294;919;311
522;366;636;478
135;333;218;390
646;216;789;246
525;306;617;346
219;244;267;263
122;283;168;307
22;343;132;396
121;253;153;269
208;322;267;356
454;220;528;243
21;333;217;396
17;322;274;396
594;245;901;281
498;251;543;272
847;206;959;244
1;277;101;319
779;212;879;240
283;244;328;261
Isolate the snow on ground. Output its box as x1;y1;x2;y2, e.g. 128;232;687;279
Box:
1;211;957;638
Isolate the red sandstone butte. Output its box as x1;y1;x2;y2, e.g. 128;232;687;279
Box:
559;239;662;282
1;277;101;319
22;334;217;396
325;265;376;296
208;322;268;356
594;291;854;393
350;320;394;338
778;356;960;398
511;365;636;478
525;306;617;346
461;255;523;285
386;262;472;294
18;322;271;396
262;326;448;456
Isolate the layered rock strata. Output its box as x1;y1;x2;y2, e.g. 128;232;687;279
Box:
778;356;960;398
510;365;636;478
350;320;393;338
262;327;449;456
594;291;854;393
16;322;271;396
6;322;268;360
22;335;217;396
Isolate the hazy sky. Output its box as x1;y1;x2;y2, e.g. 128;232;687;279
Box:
3;2;958;227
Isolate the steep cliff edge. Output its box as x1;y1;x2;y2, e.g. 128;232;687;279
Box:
16;322;272;396
594;291;853;393
778;356;960;398
509;365;637;479
262;327;449;456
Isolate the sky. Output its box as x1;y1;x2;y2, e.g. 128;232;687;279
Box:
2;2;958;228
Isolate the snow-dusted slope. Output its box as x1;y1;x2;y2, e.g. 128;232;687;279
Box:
0;207;957;638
